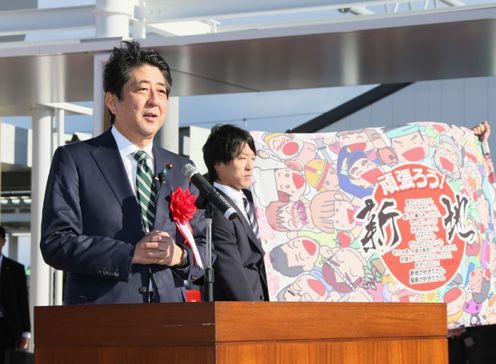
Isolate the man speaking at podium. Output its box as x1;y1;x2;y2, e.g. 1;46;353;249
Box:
40;41;205;304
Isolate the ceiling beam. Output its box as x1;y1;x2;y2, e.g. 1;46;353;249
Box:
0;5;94;34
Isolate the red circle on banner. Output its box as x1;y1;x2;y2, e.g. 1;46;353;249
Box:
372;163;465;292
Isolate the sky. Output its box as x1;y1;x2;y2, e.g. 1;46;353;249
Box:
179;85;373;132
2;84;373;134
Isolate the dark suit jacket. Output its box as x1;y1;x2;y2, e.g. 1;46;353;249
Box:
0;256;30;343
212;189;269;301
40;129;206;304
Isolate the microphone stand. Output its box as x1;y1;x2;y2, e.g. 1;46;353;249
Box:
204;203;215;302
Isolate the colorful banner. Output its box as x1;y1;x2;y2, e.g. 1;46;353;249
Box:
251;122;496;329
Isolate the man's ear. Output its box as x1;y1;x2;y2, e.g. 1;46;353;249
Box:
104;92;118;116
213;162;224;181
213;161;221;172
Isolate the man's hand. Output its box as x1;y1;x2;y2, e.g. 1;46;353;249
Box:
472;120;490;141
19;337;29;350
132;230;185;266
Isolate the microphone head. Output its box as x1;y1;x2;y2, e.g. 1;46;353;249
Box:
182;163;198;180
158;170;167;183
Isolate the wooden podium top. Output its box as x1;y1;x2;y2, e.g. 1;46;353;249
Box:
35;302;447;348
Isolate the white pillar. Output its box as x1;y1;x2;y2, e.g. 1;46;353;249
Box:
7;233;18;261
94;0;132;39
0;119;2;223
56;109;65;147
156;96;179;153
30;106;53;311
132;0;147;40
51;108;65;155
53;108;65;306
93;53;110;137
52;269;63;305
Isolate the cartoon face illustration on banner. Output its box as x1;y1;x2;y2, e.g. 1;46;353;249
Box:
356;163;474;292
252;123;496;329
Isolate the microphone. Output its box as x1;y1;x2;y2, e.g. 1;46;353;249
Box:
153;167;169;201
155;170;167;184
182;163;238;220
154;164;171;185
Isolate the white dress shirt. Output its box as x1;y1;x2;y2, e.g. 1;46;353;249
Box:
111;126;154;196
213;182;250;222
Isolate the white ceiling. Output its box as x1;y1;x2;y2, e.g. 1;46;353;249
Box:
0;1;495;116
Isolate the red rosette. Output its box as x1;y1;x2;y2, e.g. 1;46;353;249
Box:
170;187;197;224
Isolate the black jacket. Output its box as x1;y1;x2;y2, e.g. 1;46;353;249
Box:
0;256;30;343
212;189;269;301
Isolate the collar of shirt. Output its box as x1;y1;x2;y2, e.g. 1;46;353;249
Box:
213;182;249;220
111;126;154;194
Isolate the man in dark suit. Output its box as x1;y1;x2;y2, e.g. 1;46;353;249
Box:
40;41;205;304
0;226;30;363
202;124;269;301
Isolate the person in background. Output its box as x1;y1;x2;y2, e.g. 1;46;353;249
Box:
202;124;269;301
448;120;493;364
472;120;490;140
40;41;205;304
0;225;30;363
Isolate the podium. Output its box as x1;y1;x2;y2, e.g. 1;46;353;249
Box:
34;302;448;364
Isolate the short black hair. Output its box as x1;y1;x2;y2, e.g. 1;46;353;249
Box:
103;41;172;121
0;225;5;241
202;124;256;182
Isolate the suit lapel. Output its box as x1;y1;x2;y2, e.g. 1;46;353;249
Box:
217;189;265;255
152;146;174;231
0;257;5;284
91;130;142;232
152;145;174;194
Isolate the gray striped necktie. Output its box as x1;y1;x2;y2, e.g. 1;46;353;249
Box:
134;150;156;233
243;196;259;238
